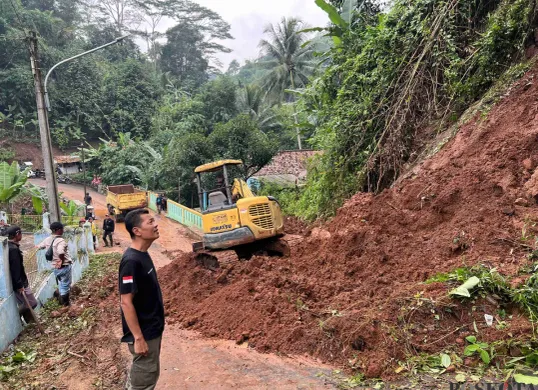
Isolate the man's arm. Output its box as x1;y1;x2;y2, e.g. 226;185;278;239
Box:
8;248;24;292
120;293;148;355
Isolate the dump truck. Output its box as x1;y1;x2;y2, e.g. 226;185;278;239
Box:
106;184;147;222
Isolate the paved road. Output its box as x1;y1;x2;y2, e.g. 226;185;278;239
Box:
31;180;336;389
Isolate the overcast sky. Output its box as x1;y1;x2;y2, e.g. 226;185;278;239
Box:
157;0;328;69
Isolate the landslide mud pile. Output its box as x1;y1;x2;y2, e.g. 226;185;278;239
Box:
159;67;538;378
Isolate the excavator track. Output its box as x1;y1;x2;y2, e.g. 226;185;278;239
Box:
193;234;303;270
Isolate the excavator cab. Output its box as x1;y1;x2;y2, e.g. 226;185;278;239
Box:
193;160;288;268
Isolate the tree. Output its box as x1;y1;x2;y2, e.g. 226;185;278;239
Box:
163;132;214;205
196;76;238;128
103;59;162;137
226;60;241;76
160;23;210;86
258;17;316;149
236;84;280;133
93;0;143;34
258;18;315;102
209;115;277;178
156;0;232;84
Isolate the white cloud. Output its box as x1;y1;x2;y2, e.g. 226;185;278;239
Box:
156;0;328;69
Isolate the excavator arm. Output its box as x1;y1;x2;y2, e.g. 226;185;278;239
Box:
232;178;254;201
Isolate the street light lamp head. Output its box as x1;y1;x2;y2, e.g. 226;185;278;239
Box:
116;34;130;43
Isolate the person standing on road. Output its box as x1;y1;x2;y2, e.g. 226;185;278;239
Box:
155;194;163;214
161;195;167;213
84;192;92;206
84;217;98;249
7;226;38;323
103;214;115;247
38;222;73;306
119;209;163;390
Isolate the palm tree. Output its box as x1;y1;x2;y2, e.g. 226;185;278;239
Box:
258;17;315;149
237;85;280;133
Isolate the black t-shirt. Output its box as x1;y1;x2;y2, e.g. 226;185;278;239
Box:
119;248;164;343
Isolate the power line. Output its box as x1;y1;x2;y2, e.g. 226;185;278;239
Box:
8;0;25;30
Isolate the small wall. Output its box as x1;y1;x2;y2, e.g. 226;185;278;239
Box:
0;227;94;352
0;237;23;352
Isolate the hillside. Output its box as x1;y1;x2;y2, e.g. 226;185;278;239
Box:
158;63;538;381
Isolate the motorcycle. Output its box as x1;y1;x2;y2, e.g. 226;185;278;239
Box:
58;175;73;184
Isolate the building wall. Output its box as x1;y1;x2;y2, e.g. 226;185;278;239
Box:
59;164;80;175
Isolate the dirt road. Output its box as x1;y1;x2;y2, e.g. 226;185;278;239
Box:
34;181;336;389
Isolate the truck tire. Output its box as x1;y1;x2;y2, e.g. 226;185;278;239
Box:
115;211;127;223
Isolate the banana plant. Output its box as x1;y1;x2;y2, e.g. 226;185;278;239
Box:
0;162;29;205
23;183;47;214
59;200;85;217
304;0;375;46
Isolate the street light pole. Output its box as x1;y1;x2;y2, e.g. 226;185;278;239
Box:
44;35;129;111
81;143;86;214
29;32;61;223
29;33;127;224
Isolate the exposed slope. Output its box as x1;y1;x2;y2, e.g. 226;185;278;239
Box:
159;65;538;379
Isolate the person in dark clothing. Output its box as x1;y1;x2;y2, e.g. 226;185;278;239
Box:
103;214;115;247
7;226;38;323
161;195;167;212
119;209;163;390
84;192;92;206
156;194;163;214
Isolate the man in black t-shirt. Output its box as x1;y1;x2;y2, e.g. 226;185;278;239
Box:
119;209;163;390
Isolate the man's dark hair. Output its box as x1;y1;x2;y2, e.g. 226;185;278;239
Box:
50;222;64;232
6;225;21;239
125;209;149;238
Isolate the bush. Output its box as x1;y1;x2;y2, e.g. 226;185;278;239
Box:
298;0;537;220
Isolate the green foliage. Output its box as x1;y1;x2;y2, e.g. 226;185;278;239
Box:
431;264;538;322
258;17;316;103
0;161;28;204
257;180;303;216
59;199;84;216
209;114;277;178
0;349;37;380
464;336;491;364
0;148;15;161
297;0;537;220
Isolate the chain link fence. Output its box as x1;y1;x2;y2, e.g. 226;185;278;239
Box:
6;214;42;232
23;247;50;291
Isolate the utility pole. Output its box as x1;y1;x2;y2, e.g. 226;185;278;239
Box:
29;32;61;223
81;142;86;213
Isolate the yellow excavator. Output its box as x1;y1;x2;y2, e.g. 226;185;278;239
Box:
192;159;292;268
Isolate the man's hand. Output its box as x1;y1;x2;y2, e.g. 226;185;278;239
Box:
134;337;149;356
18;288;24;294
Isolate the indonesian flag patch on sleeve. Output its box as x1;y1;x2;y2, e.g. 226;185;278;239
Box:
122;276;134;284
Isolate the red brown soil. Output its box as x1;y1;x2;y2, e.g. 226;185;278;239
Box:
158;64;538;380
0;140;67;169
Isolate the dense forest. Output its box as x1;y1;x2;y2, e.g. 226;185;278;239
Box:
1;0;537;218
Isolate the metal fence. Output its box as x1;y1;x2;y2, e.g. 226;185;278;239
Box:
61;216;81;226
6;214;42;232
149;192;203;231
23;247;49;291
